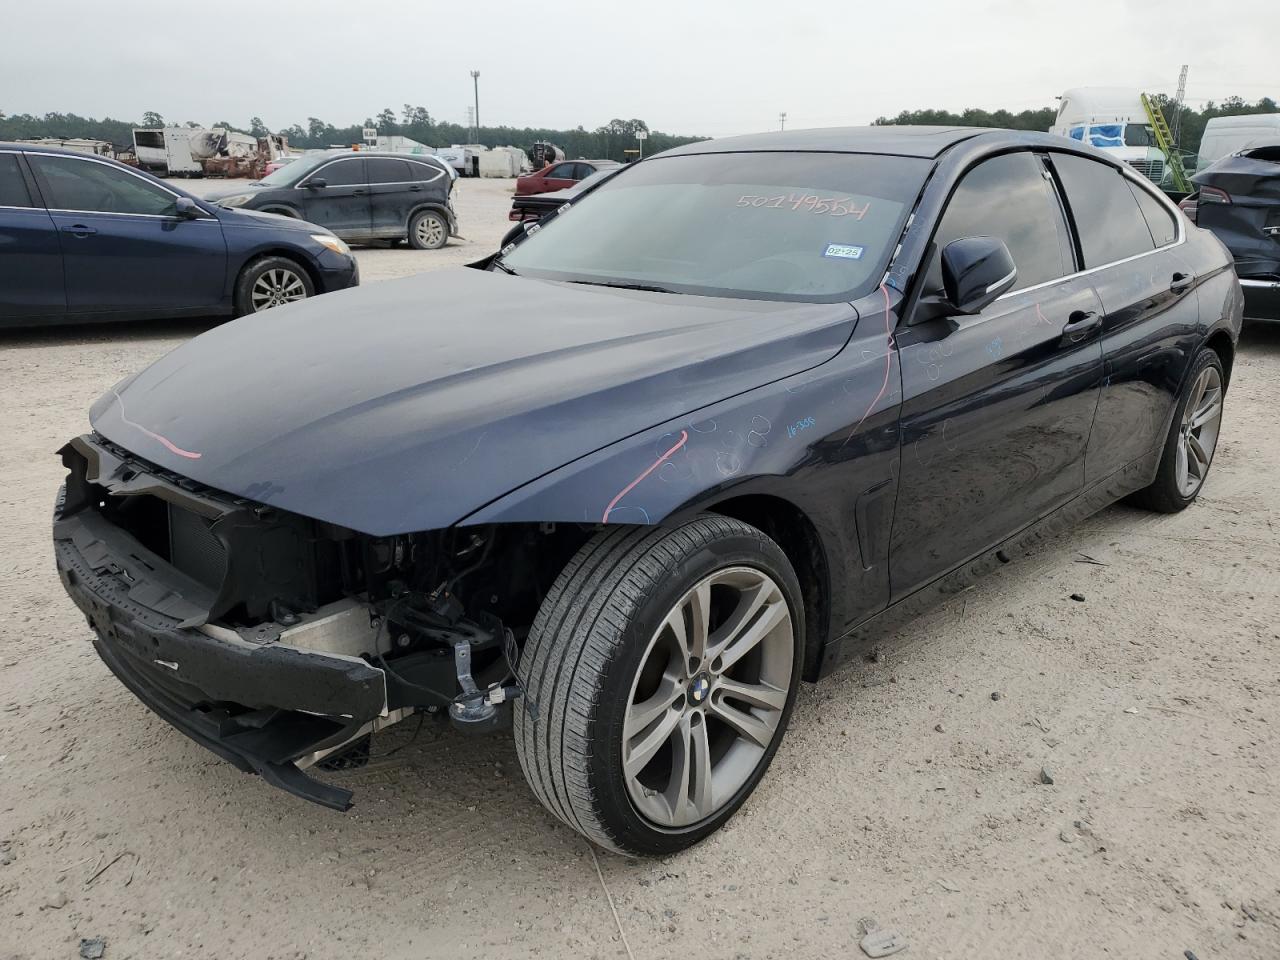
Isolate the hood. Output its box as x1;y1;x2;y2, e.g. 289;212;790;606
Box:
91;268;856;535
202;182;271;203
213;203;321;232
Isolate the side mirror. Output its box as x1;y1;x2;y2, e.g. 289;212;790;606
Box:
306;178;327;189
174;197;201;220
940;236;1017;314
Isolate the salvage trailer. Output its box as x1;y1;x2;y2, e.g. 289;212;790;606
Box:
132;127;203;176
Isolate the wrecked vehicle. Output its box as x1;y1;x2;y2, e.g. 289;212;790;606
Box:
1181;141;1280;320
54;127;1242;856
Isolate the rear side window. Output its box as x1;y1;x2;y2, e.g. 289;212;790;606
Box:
1051;153;1155;266
366;158;412;184
1128;181;1177;247
926;151;1074;294
30;155;177;216
0;154;32;207
407;159;444;182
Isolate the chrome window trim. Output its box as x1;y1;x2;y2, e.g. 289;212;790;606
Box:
995;153;1188;303
296;155;447;188
42;208;218;221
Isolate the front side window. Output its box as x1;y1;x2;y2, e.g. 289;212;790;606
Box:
1052;153;1156;266
366;158;412;184
30;155;177;216
502;151;929;302
545;163;576;179
0;154;32;207
925;151;1074;295
311;158;364;187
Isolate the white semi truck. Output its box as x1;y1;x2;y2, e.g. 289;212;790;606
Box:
1050;87;1166;184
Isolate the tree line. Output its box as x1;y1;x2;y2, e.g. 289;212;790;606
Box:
0;106;705;162
874;96;1279;158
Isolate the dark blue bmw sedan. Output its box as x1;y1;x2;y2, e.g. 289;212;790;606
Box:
0;143;358;327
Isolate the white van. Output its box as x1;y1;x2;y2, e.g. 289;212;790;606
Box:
1051;87;1166;183
1196;114;1280;171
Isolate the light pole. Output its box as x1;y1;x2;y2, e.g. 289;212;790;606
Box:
470;70;481;142
779;111;787;131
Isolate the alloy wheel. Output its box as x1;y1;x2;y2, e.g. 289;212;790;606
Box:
621;566;794;829
415;215;445;247
1176;364;1224;498
250;268;308;312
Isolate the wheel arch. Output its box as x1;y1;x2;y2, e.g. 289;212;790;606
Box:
406;202;455;234
703;493;831;681
1203;327;1235;388
236;247;323;295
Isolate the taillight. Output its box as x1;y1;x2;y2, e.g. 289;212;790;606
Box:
1199;185;1232;204
1178;196;1198;224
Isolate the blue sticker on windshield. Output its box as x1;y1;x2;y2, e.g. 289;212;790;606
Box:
823;243;864;260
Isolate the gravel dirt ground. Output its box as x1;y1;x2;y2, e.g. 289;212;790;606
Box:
1;176;1278;960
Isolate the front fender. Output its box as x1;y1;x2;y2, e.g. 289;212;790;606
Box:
460;323;898;530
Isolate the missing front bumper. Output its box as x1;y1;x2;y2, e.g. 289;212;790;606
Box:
54;493;388;812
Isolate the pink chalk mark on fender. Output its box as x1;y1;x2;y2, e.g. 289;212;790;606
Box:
111;389;202;460
841;283;895;448
602;429;689;524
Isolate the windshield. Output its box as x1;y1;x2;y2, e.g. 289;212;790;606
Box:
257;152;331;187
1124;124;1156;147
501;151;930;302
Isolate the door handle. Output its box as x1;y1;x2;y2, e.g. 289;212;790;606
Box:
352;189;366;196
1170;272;1194;293
1061;310;1100;342
408;185;423;192
61;224;97;237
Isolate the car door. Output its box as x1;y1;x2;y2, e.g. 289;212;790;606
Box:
297;156;370;237
540;162;580;193
891;150;1105;598
1047;152;1203;483
365;157;415;237
27;153;225;317
0;150;66;323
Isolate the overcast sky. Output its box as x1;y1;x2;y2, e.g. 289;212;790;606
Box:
5;0;1275;137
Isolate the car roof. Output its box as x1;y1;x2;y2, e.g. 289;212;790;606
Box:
657;126;1070;160
0;141;117;157
314;150;446;163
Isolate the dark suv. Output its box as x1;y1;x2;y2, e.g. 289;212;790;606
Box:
206;151;458;249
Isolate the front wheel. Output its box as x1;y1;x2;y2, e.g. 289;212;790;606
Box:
407;210;448;250
233;256;314;316
1130;347;1226;512
514;515;804;856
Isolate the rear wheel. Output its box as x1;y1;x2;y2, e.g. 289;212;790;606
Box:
514;515;803;856
408;210;448;250
233;256;314;316
1130;347;1226;512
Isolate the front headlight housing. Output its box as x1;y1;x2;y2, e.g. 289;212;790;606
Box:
216;194;254;208
310;234;351;256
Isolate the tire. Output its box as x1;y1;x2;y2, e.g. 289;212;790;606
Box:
1129;347;1226;513
514;515;804;856
233;256;315;316
407;210;448;250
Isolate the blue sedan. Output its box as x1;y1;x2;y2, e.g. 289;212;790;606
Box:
0;143;359;327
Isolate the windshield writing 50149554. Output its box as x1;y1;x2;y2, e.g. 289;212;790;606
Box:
735;194;871;218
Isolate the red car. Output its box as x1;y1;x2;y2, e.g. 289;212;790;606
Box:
514;159;619;196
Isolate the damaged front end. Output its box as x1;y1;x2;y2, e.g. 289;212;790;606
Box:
53;434;560;811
